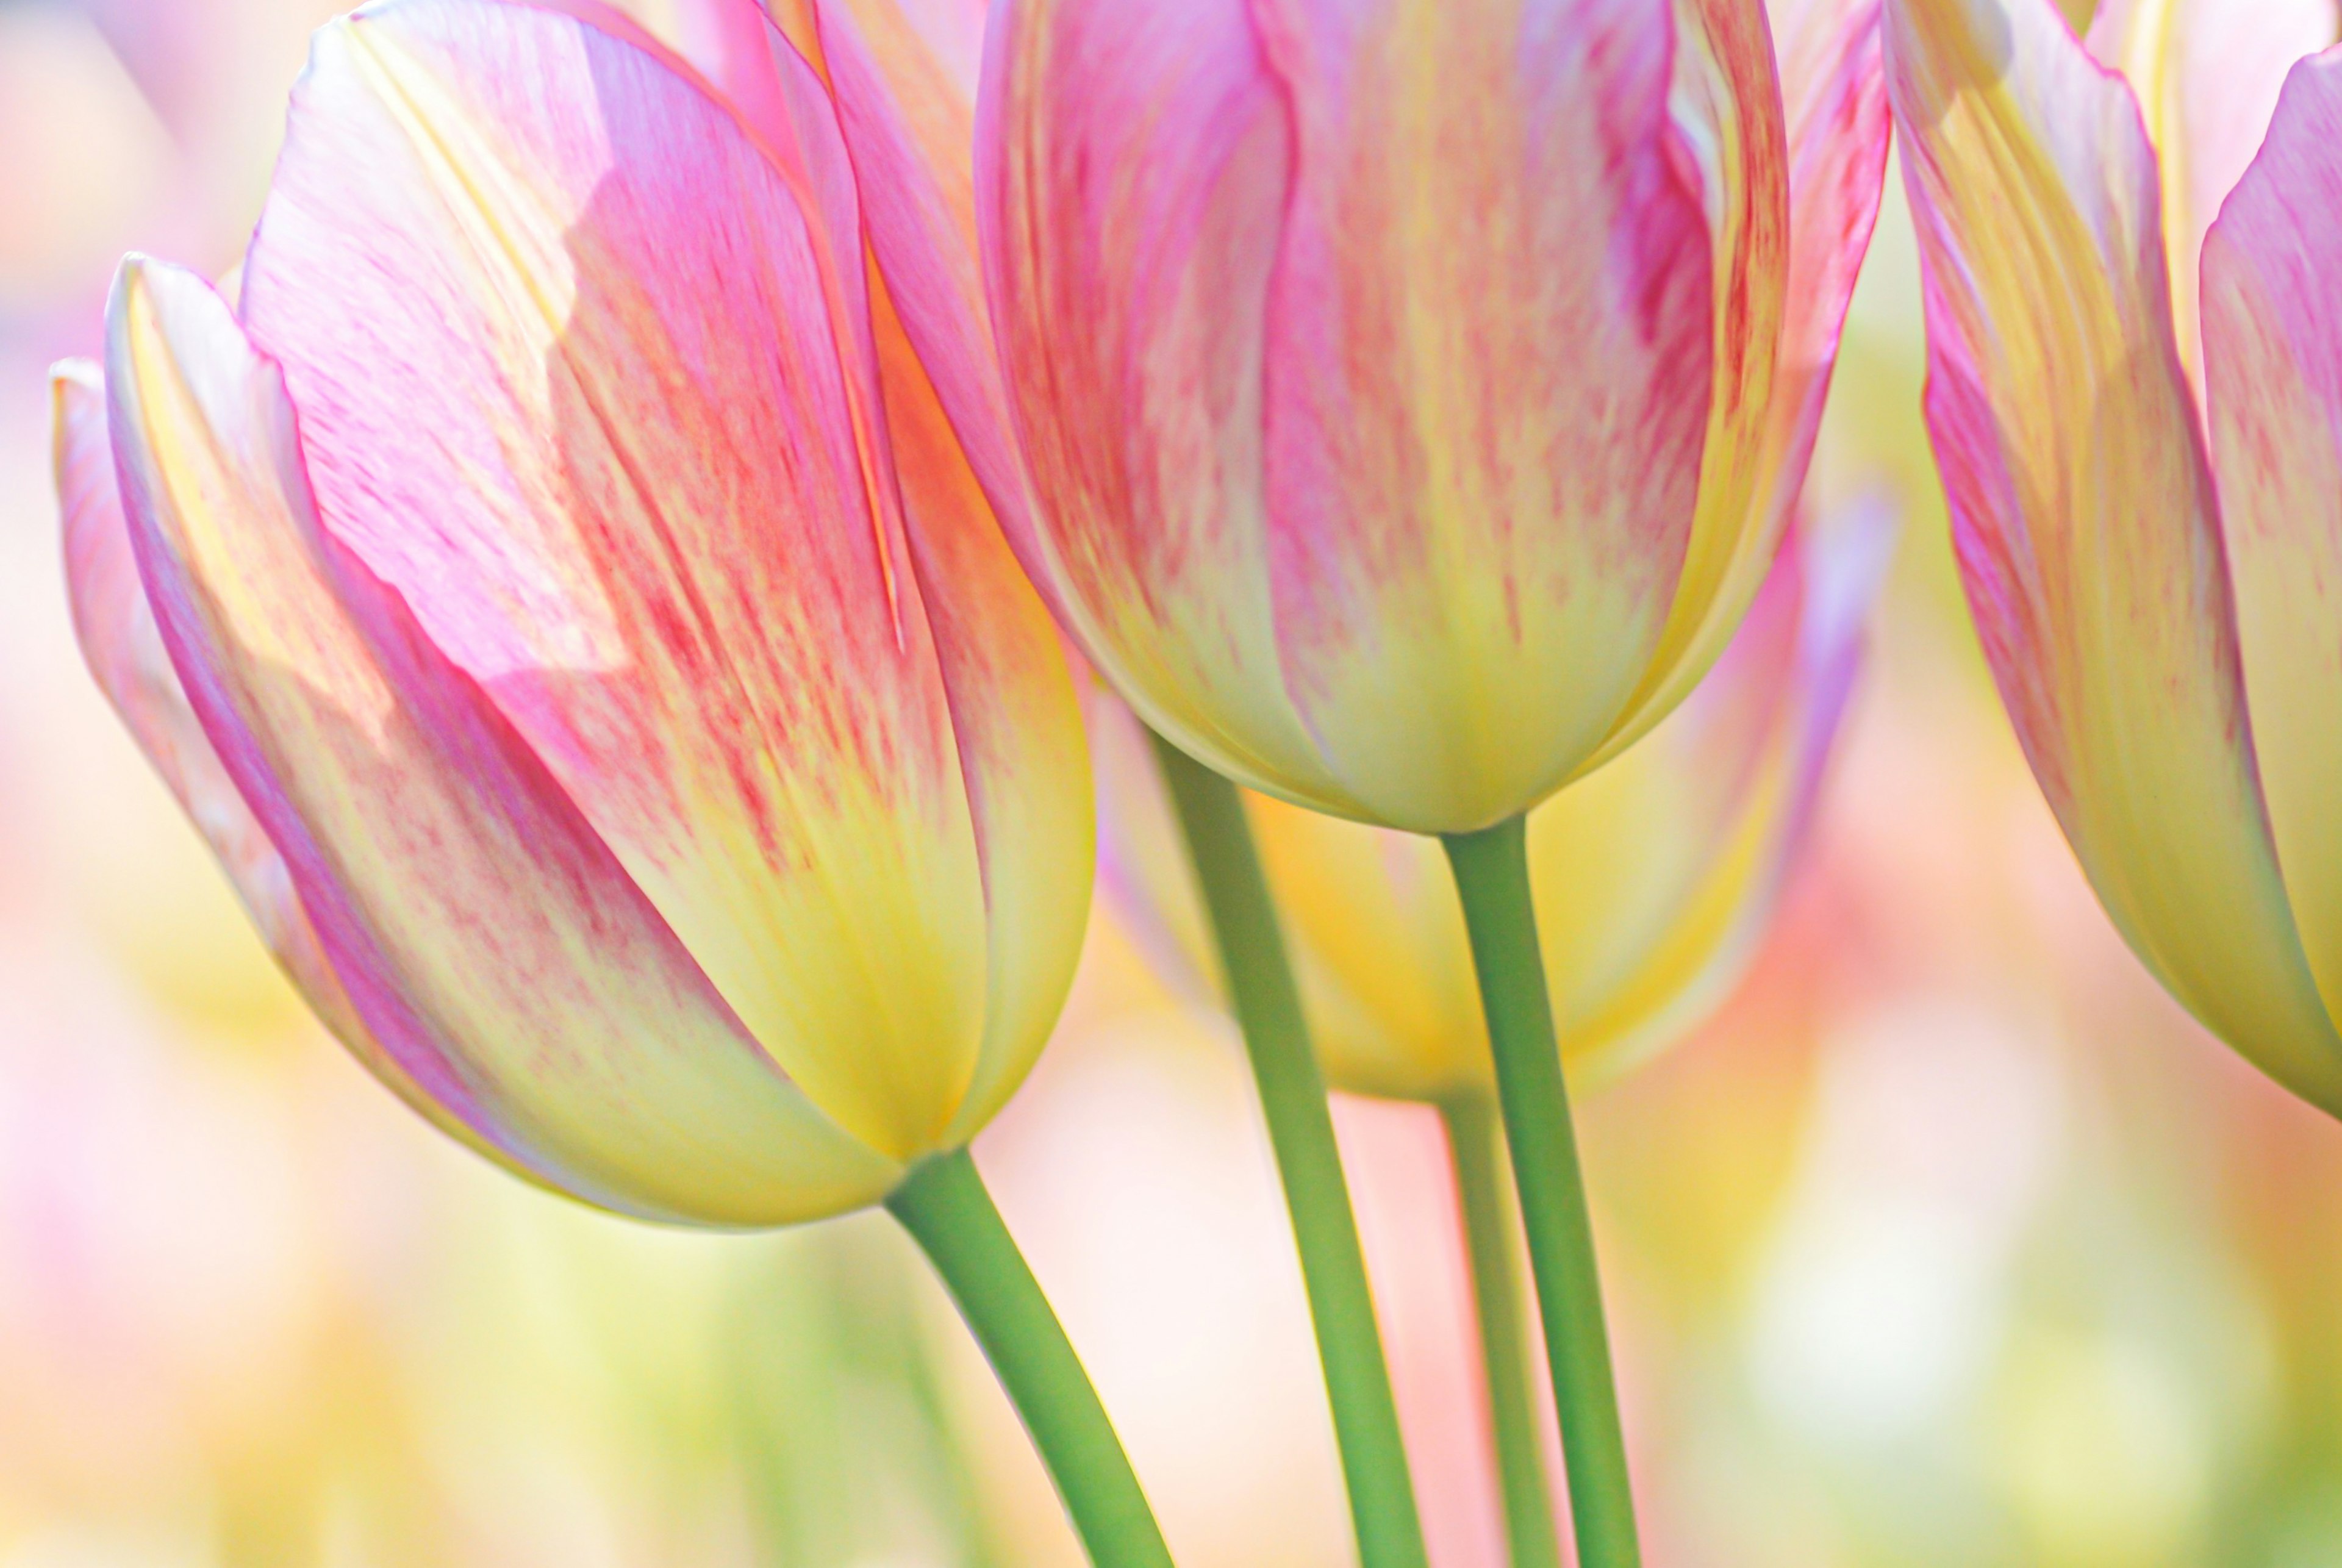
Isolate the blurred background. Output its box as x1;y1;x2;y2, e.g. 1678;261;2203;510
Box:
3;0;2340;1563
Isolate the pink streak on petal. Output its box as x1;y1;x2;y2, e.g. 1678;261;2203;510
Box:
980;0;1362;810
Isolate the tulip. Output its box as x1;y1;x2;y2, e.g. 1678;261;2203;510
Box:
1097;506;1879;1563
980;0;1889;838
54;4;1167;1561
1883;0;2342;1116
979;3;1890;1561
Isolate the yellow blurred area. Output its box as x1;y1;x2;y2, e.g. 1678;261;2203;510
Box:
7;1;2342;1565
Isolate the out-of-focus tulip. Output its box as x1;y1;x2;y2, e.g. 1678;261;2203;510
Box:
1097;512;1885;1103
968;0;1891;835
1883;0;2342;1114
54;0;1092;1226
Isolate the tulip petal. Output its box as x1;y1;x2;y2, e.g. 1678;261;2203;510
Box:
1242;0;1716;831
2201;49;2342;1050
1583;0;1887;772
982;0;1368;816
240;0;993;1158
56;357;533;1181
107;259;903;1222
1769;0;1892;452
1885;0;2342;1110
625;0;1097;1146
2088;0;2335;384
815;0;1039;579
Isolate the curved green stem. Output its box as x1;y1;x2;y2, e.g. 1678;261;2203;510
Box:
1444;817;1641;1568
1150;734;1431;1568
886;1149;1175;1568
1442;1093;1565;1568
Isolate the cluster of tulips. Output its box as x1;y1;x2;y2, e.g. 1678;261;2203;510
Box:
46;0;2342;1561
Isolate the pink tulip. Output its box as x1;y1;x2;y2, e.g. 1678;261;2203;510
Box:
54;0;1092;1225
1884;0;2342;1112
968;0;1893;834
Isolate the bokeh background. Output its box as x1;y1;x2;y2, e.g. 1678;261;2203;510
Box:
4;0;2339;1563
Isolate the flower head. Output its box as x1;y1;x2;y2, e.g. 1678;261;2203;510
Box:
56;0;1092;1224
974;0;1891;834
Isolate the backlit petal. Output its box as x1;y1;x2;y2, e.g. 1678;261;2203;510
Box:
634;0;1097;1146
242;0;989;1158
981;0;1359;814
2201;49;2342;1054
55;358;518;1176
107;259;901;1222
1582;0;1886;771
1885;0;2342;1110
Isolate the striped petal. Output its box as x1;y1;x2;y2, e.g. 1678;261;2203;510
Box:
812;0;1041;599
55;357;520;1177
1549;0;1788;770
2201;49;2342;1063
2087;0;2335;385
1244;0;1720;832
1582;0;1888;771
611;0;1094;1145
982;0;1359;814
240;0;991;1158
106;259;901;1222
1885;0;2342;1111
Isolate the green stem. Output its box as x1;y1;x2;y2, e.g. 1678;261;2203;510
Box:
1441;1093;1566;1568
1150;734;1430;1568
886;1149;1175;1568
1443;817;1642;1568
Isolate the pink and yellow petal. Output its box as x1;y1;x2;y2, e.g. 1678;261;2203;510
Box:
981;0;1367;817
1556;0;1787;767
241;1;986;1157
1581;0;1885;773
1247;0;1716;832
1751;0;1889;606
56;357;598;1192
1885;0;2342;1109
816;0;1040;576
108;259;902;1222
880;280;1095;1149
2201;49;2342;1047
